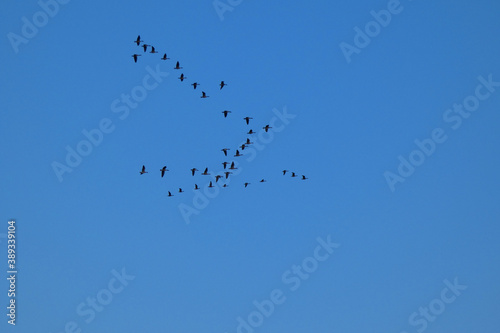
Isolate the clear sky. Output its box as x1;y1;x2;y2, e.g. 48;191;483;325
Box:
1;0;500;332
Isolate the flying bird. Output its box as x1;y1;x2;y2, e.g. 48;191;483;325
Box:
224;171;232;179
215;175;222;182
167;191;173;197
161;53;170;60
247;129;255;134
282;170;289;175
234;150;243;157
220;81;227;89
140;165;148;174
142;44;149;52
260;179;266;183
202;168;210;175
174;61;182;69
229;162;237;170
178;73;187;82
302;175;308;180
150;46;158;54
191;168;198;176
244;182;250;188
222;184;229;188
194;184;200;190
263;125;272;132
134;35;143;46
291;172;298;178
179;188;184;193
131;54;141;63
208;181;214;188
222;161;229;169
200;91;209;98
160;166;169;177
243;117;253;125
245;138;253;145
222;110;232;118
240;144;246;150
191;82;200;89
221;148;230;156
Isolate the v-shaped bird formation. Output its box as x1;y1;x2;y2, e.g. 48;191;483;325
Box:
132;35;308;197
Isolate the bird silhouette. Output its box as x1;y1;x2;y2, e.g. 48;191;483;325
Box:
224;171;232;179
234;150;243;157
201;91;209;98
221;148;230;156
140;165;148;174
260;179;266;183
134;35;143;46
302;175;308;180
220;81;227;89
208;181;214;188
215;175;222;182
150;46;158;54
202;168;210;175
160;166;169;177
191;82;200;89
167;191;173;197
179;188;184;193
174;61;182;69
161;53;170;60
282;170;289;175
132;54;141;63
291;172;298;178
244;117;253;125
244;182;250;188
178;73;187;82
222;161;229;169
142;44;149;52
222;110;232;118
229;162;238;170
263;125;272;132
247;129;255;134
194;184;200;190
191;168;198;176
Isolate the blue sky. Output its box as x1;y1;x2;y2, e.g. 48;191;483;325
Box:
1;0;500;332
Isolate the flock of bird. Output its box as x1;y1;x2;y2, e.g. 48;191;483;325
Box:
132;35;308;197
